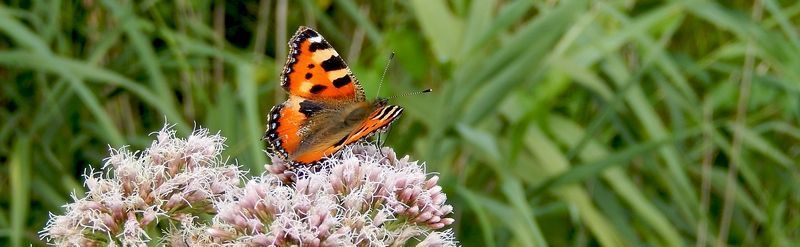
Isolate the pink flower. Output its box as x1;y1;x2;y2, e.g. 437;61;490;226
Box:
42;124;457;246
41;125;243;245
202;144;457;246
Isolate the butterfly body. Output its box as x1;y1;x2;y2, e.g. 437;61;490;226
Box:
265;27;403;165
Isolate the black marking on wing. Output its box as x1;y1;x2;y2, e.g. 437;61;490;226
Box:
305;73;313;79
332;76;352;88
321;56;347;71
301;28;319;38
373;105;403;122
299;100;323;117
309;85;327;94
309;41;331;52
374;107;391;120
382;106;404;121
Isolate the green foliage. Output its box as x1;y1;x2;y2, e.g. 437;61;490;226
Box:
1;0;799;246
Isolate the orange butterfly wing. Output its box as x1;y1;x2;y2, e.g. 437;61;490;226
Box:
265;97;306;158
281;26;365;101
291;105;404;164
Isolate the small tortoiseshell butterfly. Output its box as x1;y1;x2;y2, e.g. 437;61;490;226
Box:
265;26;403;165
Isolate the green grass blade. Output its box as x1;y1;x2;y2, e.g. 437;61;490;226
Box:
0;51;190;135
459;0;588;125
501;179;549;247
730;122;793;168
547;115;686;245
456;185;497;247
10;135;31;247
525;126;625;246
0;7;52;54
333;0;382;45
457;0;496;60
236;64;266;173
455;124;501;164
101;0;174;101
409;0;464;62
458;0;533;58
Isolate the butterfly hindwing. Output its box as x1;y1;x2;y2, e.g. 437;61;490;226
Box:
282;26;365;101
265;96;310;158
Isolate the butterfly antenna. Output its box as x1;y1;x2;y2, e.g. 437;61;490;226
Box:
376;52;395;98
388;88;432;99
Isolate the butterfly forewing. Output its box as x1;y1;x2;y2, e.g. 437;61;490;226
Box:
341;105;404;145
281;27;365;101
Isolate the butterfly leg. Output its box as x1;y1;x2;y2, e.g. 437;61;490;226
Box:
376;125;395;162
375;133;385;158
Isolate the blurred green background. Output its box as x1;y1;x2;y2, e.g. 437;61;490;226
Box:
2;0;799;246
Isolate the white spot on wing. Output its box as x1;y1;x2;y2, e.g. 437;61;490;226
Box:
388;108;403;120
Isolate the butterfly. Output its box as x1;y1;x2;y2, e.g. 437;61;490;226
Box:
264;26;404;166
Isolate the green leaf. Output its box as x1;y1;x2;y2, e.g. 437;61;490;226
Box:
456;124;501;164
236;64;266;173
410;0;464;62
10;135;31;247
730;122;793;168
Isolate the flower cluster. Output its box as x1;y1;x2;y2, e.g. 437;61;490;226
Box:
42;125;457;246
40;125;242;246
182;145;456;246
